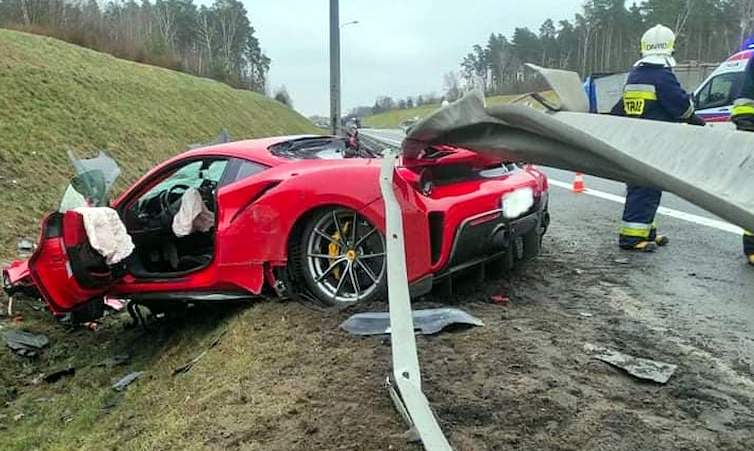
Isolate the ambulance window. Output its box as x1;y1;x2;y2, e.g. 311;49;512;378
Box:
696;72;741;109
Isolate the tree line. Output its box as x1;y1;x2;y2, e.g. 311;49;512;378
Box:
0;0;270;92
359;0;754;115
463;0;754;96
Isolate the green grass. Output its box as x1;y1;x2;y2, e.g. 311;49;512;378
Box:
0;29;318;258
363;94;519;129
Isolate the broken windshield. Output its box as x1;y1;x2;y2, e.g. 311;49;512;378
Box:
59;150;121;212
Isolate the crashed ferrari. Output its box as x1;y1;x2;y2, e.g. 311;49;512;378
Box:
2;135;549;322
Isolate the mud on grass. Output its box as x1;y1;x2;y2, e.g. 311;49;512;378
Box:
2;236;754;450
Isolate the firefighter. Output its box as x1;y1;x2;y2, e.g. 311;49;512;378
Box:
611;24;701;252
728;81;754;265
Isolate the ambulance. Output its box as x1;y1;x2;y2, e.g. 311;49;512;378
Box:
693;46;754;126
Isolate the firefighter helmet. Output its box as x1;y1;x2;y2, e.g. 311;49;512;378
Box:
638;25;676;67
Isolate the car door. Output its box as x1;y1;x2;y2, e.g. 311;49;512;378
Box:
28;152;126;317
28;209;123;317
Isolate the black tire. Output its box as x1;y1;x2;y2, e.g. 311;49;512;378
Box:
297;208;387;307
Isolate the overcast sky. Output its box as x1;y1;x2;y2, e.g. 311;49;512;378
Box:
247;0;586;116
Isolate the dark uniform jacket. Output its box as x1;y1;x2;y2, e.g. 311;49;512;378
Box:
611;63;694;122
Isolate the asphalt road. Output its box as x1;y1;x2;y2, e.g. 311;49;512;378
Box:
362;127;754;379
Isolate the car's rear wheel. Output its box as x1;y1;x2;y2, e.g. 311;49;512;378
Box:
299;208;387;306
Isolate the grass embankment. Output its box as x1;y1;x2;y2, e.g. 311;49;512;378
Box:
0;29;317;258
363;94;519;129
0;30;336;449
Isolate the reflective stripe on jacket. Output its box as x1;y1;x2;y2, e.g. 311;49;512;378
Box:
611;64;693;122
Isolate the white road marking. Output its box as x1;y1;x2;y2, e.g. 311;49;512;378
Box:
363;130;744;236
548;180;743;235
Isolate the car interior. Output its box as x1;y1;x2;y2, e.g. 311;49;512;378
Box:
122;158;228;278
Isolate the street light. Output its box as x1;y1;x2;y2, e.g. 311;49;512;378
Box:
329;0;340;136
341;20;359;28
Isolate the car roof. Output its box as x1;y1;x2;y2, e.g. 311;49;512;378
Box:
179;134;327;166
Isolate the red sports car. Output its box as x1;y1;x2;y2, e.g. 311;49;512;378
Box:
3;135;549;322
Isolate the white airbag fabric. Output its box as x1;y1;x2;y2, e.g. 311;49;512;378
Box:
73;207;134;265
172;188;215;237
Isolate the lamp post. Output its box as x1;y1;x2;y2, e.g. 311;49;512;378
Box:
329;0;340;136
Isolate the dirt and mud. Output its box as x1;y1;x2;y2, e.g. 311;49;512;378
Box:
2;229;753;450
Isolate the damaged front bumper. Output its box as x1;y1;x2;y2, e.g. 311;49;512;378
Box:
2;259;37;298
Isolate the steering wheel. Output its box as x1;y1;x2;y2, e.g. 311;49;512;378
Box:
159;183;191;216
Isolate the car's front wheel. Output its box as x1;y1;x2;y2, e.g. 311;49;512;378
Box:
298;208;387;307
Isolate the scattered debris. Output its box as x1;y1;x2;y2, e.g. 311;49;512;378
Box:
2;330;49;357
340;308;484;336
574;268;585;275
490;295;511;305
95;354;131;368
614;258;630;265
112;371;144;391
13;413;24;422
104;298;126;311
578;312;593;318
83;322;99;331
173;330;226;375
16;238;35;257
43;367;75;384
584;343;677;384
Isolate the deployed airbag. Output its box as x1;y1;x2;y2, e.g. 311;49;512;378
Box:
172;188;215;237
403;82;754;232
73;207;134;265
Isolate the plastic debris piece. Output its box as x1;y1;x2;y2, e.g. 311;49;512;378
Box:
490;295;511;305
104;298;126;311
584;343;677;384
43;367;75;383
16;238;35;257
112;371;144;391
578;312;593;318
3;330;49;357
340;308;484;336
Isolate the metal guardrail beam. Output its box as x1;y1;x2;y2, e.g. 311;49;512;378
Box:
379;150;452;451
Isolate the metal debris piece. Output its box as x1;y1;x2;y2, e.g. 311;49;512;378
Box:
43;367;75;383
112;371;144;391
490;295;511;305
584;343;677;384
16;238;35;257
2;330;49;357
341;307;484;336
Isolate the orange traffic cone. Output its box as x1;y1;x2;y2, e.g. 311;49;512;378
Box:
572;172;585;193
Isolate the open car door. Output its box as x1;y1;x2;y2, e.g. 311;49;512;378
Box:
28;151;128;320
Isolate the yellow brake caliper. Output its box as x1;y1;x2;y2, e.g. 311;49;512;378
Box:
328;222;351;280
